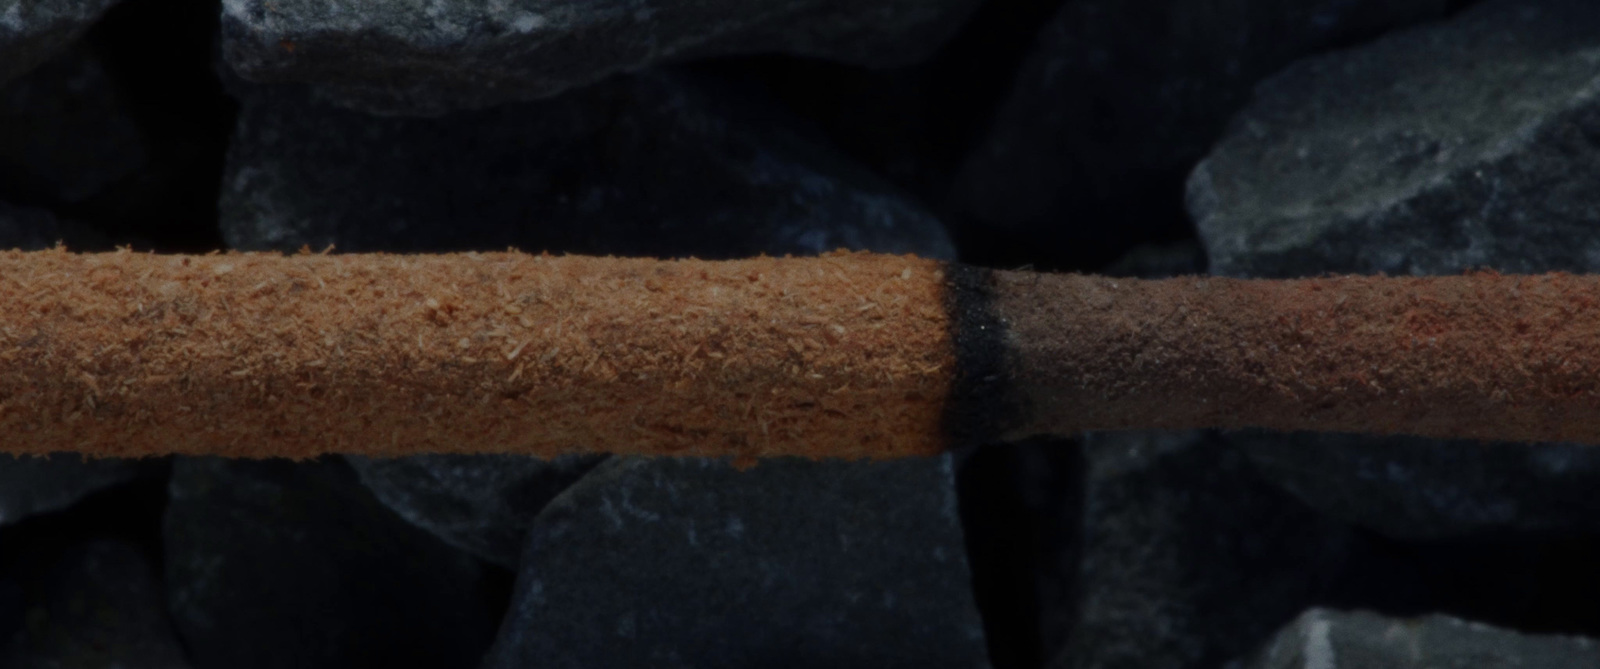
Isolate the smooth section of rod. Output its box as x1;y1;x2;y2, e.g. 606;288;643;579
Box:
996;270;1600;445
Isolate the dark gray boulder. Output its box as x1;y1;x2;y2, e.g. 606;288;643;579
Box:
219;0;982;116
164;457;500;669
956;0;1447;261
1188;0;1600;542
0;199;110;252
482;455;990;669
0;0;123;84
345;453;605;567
0;45;146;204
223;71;957;573
1237;433;1600;541
1245;608;1600;669
219;74;955;260
1190;0;1600;278
1049;431;1360;669
0;454;145;527
1102;240;1208;279
1;540;192;668
0;201;66;250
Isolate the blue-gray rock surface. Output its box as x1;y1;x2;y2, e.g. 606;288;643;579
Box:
482;455;990;669
346;453;605;567
164;457;500;669
222;71;958;584
0;454;145;527
0;198;110;251
1188;0;1600;543
0;46;145;204
1;540;192;669
219;74;955;260
0;0;123;84
1049;431;1360;669
1190;0;1600;278
1237;433;1600;541
219;0;982;116
1102;240;1208;279
215;54;969;636
0;201;67;250
1245;608;1600;669
955;0;1447;261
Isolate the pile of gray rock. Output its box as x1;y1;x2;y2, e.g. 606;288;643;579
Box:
7;0;1600;667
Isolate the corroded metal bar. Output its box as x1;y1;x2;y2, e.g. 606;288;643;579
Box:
1;249;1596;459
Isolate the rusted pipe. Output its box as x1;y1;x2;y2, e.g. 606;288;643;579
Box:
0;249;1594;459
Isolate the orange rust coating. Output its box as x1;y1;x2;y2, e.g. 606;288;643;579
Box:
0;250;954;460
997;270;1600;444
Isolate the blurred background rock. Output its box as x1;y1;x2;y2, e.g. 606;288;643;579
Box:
7;1;1600;668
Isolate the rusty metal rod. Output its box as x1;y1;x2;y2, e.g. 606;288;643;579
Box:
0;249;1594;459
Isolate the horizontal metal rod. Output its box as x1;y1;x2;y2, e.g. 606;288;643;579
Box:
0;249;1594;460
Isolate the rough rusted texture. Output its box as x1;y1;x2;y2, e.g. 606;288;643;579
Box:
997;270;1600;444
0;250;953;460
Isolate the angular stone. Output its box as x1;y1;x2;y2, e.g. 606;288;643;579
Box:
955;438;1081;669
230;71;956;568
1236;432;1600;541
483;455;990;668
1246;608;1600;669
1188;0;1600;542
0;46;146;203
1102;240;1208;279
0;454;146;527
1049;431;1360;669
1;540;192;668
0;0;122;84
1191;0;1600;278
957;0;1447;259
346;453;606;567
0;201;64;250
164;457;499;669
219;75;955;260
219;0;982;116
0;200;111;252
